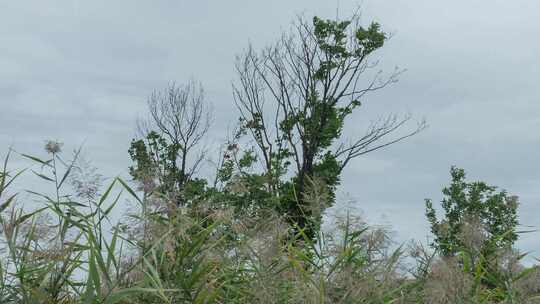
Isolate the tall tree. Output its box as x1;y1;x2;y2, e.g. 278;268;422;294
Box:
233;13;425;237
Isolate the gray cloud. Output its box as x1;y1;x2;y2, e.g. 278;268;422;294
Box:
1;0;539;259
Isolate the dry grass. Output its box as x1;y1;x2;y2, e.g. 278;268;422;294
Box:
0;146;539;303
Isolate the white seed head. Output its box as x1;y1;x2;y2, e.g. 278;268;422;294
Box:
44;140;63;154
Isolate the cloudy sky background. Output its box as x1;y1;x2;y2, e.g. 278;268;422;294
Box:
1;0;539;259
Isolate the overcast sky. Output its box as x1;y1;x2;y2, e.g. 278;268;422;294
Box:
1;0;539;258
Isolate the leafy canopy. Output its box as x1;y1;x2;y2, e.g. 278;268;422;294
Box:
425;167;519;257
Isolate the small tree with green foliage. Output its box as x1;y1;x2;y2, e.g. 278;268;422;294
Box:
129;81;211;206
425;167;519;263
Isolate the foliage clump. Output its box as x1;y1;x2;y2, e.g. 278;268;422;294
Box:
425;167;519;258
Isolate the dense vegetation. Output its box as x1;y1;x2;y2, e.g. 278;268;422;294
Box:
1;12;538;304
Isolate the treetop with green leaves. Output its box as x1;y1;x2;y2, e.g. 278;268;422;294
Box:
425;166;519;258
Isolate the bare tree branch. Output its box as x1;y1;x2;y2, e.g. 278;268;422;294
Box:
143;80;212;186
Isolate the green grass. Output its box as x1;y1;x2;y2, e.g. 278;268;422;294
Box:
0;147;539;303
